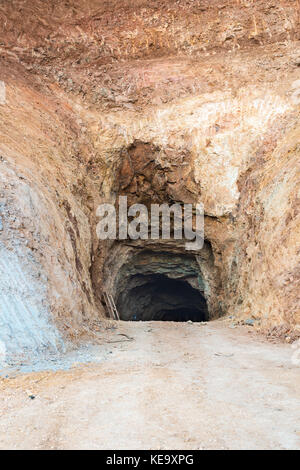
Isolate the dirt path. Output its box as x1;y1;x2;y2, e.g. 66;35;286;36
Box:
0;320;299;450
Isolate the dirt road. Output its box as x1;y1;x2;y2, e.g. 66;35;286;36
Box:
0;320;299;450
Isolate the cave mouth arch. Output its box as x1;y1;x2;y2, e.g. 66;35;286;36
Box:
116;273;208;322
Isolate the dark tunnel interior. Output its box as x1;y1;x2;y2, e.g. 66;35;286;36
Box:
116;274;208;322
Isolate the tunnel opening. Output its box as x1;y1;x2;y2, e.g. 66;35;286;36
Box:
116;273;208;322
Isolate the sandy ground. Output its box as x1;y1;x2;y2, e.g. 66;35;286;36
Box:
0;320;299;450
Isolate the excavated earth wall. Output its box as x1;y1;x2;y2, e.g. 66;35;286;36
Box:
0;0;299;364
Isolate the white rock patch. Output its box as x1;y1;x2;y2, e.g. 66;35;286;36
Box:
0;242;65;366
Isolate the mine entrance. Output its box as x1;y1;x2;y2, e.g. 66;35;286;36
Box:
116;273;208;322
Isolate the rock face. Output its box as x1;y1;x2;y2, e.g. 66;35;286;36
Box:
0;0;299;361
